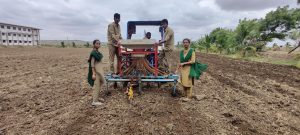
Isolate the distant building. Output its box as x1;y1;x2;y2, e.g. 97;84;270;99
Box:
0;22;40;46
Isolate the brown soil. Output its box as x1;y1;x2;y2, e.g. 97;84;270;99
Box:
0;47;299;135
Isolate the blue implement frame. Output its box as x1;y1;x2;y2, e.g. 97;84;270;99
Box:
105;74;179;95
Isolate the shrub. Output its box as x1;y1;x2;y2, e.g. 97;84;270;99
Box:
241;46;257;57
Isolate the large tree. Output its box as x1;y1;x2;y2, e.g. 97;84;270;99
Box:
260;6;298;41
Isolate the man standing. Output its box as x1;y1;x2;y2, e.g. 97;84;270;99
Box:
107;13;122;74
144;32;151;39
156;19;175;73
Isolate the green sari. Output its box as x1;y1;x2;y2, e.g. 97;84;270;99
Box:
87;50;103;87
180;48;208;79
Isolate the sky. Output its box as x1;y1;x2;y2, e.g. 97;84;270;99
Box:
0;0;299;42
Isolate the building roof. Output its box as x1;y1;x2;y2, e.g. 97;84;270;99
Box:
0;22;41;30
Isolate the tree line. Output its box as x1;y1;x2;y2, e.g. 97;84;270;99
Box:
190;6;300;56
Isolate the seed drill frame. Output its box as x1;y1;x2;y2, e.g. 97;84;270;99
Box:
105;21;178;95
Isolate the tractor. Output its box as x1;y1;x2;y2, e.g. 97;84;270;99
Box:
105;21;179;96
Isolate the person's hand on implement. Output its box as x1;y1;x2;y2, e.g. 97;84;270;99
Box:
116;40;121;46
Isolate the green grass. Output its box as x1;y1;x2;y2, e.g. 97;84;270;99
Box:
224;53;300;68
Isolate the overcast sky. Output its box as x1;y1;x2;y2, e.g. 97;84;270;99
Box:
0;0;298;42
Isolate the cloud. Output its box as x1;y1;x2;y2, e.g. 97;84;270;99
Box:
215;0;297;11
0;0;298;42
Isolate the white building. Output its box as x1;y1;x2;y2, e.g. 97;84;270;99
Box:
0;22;40;46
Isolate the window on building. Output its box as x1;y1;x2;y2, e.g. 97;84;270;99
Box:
13;27;16;30
28;29;31;32
24;41;27;43
7;26;11;29
3;40;6;43
9;40;12;43
1;33;5;36
18;34;21;36
28;35;31;37
24;35;27;37
23;28;26;31
18;27;21;30
1;25;4;28
29;41;32;43
14;40;17;43
8;33;11;36
13;34;16;36
19;41;22;43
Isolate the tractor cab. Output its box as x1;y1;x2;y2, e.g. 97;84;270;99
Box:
126;21;164;40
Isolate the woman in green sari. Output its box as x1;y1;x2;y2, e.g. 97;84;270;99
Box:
179;38;195;99
88;39;105;106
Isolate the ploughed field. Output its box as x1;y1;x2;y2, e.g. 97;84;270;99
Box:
0;47;299;135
